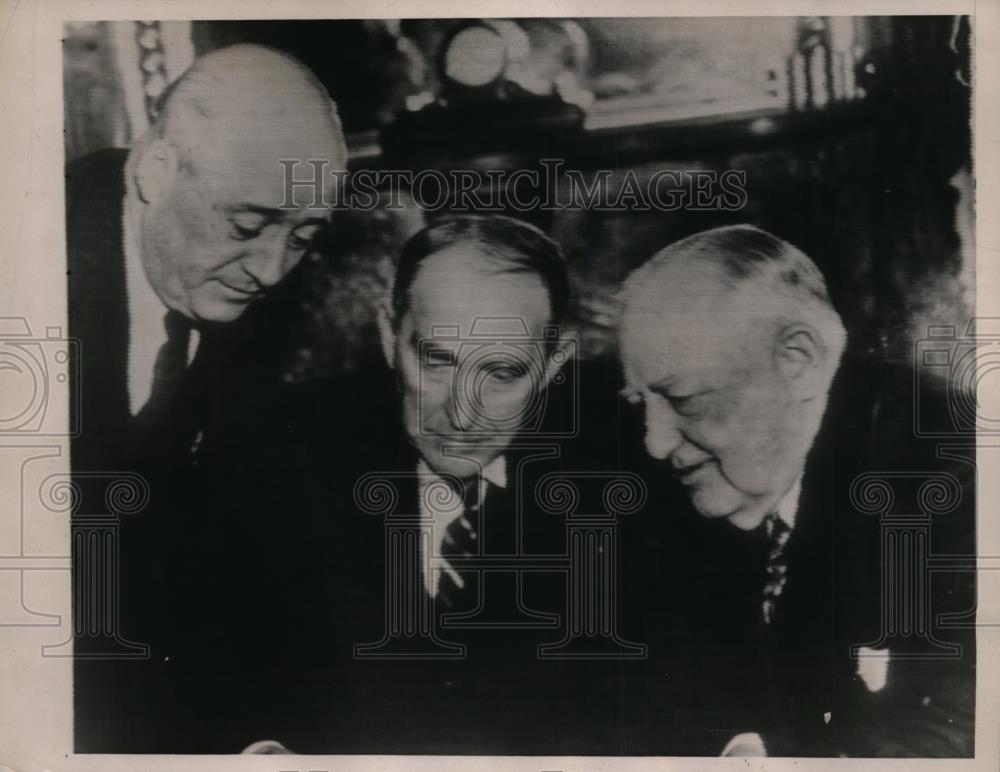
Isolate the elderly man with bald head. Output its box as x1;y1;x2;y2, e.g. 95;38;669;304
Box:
620;225;847;533
68;43;345;467
619;226;974;757
67;44;345;752
123;44;344;324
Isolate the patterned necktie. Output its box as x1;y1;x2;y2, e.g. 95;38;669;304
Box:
436;479;482;608
135;310;190;430
761;512;792;625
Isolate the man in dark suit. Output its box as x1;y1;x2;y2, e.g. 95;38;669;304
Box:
618;225;975;756
187;214;655;754
65;44;347;751
66;42;345;471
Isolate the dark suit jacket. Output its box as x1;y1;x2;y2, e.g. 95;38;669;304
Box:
153;358;693;755
66;149;222;471
63;154;667;755
65;149;280;751
631;356;976;757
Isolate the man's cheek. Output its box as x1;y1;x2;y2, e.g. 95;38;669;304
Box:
174;191;214;240
500;380;536;415
478;386;517;417
413;392;447;433
398;357;426;399
716;446;772;495
684;419;728;459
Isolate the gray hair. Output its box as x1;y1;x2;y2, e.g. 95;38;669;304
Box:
622;224;847;369
149;44;344;172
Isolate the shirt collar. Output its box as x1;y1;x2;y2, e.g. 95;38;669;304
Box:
123;204;163;322
121;173;199;415
123;182;171;415
416;455;508;493
775;477;802;530
481;455;507;490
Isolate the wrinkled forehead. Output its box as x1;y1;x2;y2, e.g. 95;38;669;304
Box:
405;247;552;340
621;287;753;387
185;122;344;213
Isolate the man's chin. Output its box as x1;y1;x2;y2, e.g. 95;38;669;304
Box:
727;508;770;531
420;450;489;481
689;486;778;531
689;489;749;525
191;293;257;323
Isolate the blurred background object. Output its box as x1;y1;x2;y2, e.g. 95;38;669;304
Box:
63;16;973;383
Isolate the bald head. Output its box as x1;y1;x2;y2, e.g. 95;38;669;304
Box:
622;225;846;374
128;44;346;324
153;44;344;174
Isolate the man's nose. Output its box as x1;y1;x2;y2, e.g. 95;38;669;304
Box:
443;390;469;433
243;232;291;289
644;402;683;461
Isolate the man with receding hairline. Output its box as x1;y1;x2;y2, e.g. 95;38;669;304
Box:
213;214;638;754
66;43;346;752
126;44;343;325
619;225;847;532
619;225;975;756
68;44;345;453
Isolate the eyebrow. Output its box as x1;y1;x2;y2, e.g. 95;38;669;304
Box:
648;377;678;392
227;204;281;218
227;204;329;225
290;216;329;230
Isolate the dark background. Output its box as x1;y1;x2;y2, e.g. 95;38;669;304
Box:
63;17;973;384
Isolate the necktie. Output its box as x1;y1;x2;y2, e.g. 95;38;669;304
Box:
135;310;190;431
761;512;792;625
436;479;482;608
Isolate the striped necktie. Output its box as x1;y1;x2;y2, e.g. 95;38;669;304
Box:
134;310;190;432
437;479;482;608
761;512;792;625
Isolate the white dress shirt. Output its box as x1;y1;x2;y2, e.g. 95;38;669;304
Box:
416;456;507;597
775;477;802;531
122;191;199;416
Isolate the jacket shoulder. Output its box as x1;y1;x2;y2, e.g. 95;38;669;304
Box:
65;148;128;205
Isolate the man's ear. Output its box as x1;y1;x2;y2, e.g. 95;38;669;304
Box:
775;324;826;399
543;336;576;387
376;302;397;369
134;139;179;205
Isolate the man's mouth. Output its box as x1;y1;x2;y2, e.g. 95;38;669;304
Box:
424;432;494;454
428;432;480;445
217;280;258;300
672;459;711;482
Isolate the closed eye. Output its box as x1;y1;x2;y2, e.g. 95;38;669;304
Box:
288;222;323;252
229;211;269;240
485;362;528;383
664;391;709;416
